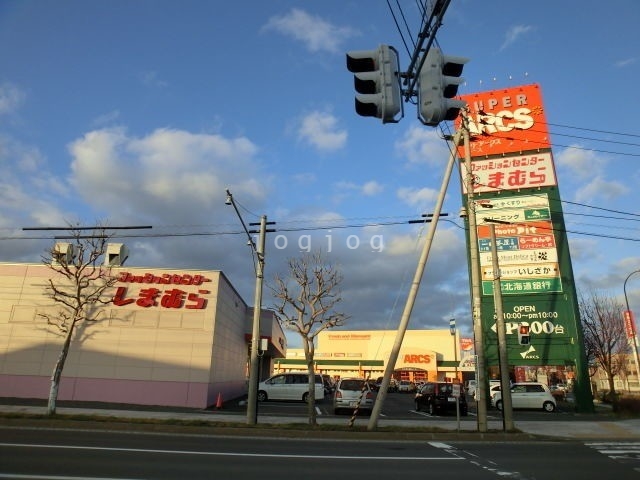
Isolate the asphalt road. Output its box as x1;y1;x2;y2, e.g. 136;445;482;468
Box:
1;425;639;479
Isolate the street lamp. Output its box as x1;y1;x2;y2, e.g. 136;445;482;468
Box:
225;188;273;426
449;318;458;383
623;269;640;389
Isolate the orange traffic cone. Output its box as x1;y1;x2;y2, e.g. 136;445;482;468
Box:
216;392;223;409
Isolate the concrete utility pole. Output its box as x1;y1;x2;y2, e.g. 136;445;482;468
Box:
488;222;514;431
225;189;271;425
367;129;462;431
461;122;488;433
246;215;267;425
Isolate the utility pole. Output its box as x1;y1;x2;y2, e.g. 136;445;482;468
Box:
461;121;488;433
225;189;274;425
367;128;462;431
246;215;267;425
488;222;514;431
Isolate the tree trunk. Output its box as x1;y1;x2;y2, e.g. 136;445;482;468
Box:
47;327;73;415
304;338;317;426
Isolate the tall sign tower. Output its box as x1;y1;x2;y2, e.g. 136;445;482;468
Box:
456;83;593;412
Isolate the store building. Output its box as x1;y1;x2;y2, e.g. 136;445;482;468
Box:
0;246;286;409
275;329;476;383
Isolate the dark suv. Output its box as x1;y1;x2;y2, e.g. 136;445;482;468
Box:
414;382;468;416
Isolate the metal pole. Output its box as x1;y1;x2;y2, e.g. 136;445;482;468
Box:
246;215;267;425
367;128;462;431
461;124;488;433
623;270;640;389
489;223;514;431
450;318;460;432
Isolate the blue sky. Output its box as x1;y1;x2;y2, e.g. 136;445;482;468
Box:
1;0;639;347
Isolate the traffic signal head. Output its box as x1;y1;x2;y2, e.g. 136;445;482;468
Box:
418;47;468;126
518;324;531;345
346;45;402;124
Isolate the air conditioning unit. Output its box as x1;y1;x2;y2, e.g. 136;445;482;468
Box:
52;242;74;265
105;243;129;266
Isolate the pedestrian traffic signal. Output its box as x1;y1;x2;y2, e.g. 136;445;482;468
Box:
418;47;468;126
518;324;531;345
346;45;402;124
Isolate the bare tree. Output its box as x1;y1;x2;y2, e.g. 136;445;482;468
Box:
270;250;349;425
40;225;118;415
578;288;629;406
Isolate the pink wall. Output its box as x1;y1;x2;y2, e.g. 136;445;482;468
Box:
0;374;210;409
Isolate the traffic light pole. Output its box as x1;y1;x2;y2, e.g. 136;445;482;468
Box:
367;128;462;431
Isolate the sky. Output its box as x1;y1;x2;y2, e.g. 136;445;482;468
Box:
1;0;639;348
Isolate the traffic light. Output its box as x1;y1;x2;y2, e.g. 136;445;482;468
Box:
346;45;402;124
418;47;468;126
518;324;531;345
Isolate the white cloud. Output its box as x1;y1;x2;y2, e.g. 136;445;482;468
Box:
554;146;608;181
67;127;267;223
362;181;383;196
297;111;347;152
574;176;629;203
395;125;451;166
0;82;26;115
499;24;535;51
335;180;384;198
138;71;168;88
615;57;637;68
397;186;439;210
262;8;357;53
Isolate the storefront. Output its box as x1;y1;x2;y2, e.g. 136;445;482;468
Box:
276;329;476;383
0;248;286;409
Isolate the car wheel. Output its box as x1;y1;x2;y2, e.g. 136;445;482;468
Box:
257;391;267;402
543;401;556;412
495;400;503;411
302;392;309;403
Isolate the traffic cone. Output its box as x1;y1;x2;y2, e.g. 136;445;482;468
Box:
215;392;223;409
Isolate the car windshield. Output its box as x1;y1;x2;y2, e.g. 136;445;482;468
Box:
340;380;365;391
439;384;453;394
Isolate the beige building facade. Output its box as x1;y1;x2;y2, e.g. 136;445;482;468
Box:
0;258;286;409
277;329;475;383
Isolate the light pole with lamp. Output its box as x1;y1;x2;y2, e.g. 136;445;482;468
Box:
225;189;274;425
623;269;640;390
449;318;458;384
449;318;461;432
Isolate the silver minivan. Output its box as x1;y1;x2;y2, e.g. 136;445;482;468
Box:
257;372;325;403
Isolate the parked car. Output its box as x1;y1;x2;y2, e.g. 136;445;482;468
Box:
414;382;468;416
465;380;477;397
473;380;501;401
257;372;325;403
492;382;557;412
333;377;376;415
549;384;567;401
397;380;416;393
374;377;400;392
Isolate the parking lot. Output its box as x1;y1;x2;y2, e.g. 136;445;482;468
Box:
221;390;581;423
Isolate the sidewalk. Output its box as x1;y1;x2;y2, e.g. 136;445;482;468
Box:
1;402;639;440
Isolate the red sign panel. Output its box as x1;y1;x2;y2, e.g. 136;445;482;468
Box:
456;83;550;157
624;310;637;338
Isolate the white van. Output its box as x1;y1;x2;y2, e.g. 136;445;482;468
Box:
257;372;325;403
